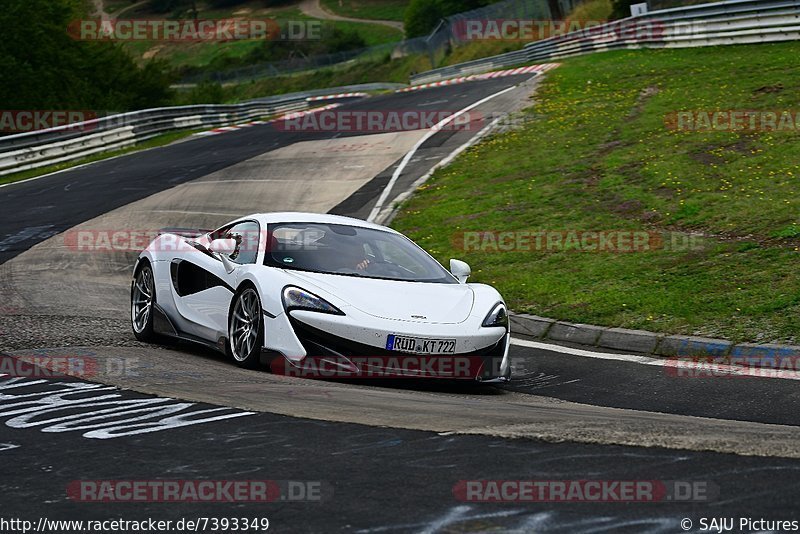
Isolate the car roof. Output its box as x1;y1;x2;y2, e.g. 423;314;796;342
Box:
231;212;401;234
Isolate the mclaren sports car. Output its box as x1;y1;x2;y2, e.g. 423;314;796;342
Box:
130;212;511;381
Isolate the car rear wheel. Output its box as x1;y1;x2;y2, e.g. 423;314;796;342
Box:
228;285;264;369
131;262;157;342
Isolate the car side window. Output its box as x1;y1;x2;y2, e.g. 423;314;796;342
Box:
214;221;260;265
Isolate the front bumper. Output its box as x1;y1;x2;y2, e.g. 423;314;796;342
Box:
284;315;511;381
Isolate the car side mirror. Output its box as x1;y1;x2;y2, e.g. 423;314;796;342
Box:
209;238;238;273
450;259;471;284
209;238;237;254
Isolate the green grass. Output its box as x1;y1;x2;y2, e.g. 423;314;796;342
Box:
440;40;525;67
121;4;402;72
269;8;403;46
200;52;431;103
0;129;202;186
567;0;612;21
320;0;408;22
438;0;611;68
392;42;800;344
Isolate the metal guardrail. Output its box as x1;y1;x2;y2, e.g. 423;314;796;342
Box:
410;0;800;84
0;83;403;178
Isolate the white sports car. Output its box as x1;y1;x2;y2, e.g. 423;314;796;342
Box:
131;212;510;382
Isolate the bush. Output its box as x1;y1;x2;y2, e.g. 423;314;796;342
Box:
0;0;174;111
405;0;500;38
404;0;444;37
328;28;368;53
148;0;188;13
183;81;226;104
610;0;638;19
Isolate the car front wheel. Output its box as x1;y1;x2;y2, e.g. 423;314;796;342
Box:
131;261;157;342
227;285;264;369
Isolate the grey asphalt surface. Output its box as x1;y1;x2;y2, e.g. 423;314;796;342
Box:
1;74;799;532
2;379;799;534
0;76;519;264
506;343;800;427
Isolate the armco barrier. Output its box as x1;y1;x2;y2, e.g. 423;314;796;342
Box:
0;83;403;178
411;0;800;84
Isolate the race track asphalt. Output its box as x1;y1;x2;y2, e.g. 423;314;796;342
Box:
1;73;798;532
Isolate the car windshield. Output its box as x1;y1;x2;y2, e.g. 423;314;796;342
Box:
264;222;457;284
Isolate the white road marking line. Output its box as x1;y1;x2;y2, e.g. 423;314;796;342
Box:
511;337;800;381
371;113;508;224
367;85;516;222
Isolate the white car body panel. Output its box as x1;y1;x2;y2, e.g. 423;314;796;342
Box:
285;271;475;324
131;212;511;381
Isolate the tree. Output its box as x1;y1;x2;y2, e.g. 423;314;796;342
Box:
404;0;443;38
0;0;174;112
611;0;639;19
405;0;500;38
327;28;367;53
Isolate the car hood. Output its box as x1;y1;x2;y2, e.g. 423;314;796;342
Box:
284;271;474;324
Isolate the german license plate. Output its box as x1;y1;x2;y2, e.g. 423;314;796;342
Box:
386;334;456;354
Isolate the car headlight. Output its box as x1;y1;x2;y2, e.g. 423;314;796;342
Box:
282;286;344;315
482;302;508;329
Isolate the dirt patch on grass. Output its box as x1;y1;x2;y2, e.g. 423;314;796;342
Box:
689;150;724;166
690;136;754;166
753;83;783;95
143;45;164;60
628;85;660;119
611;198;644;214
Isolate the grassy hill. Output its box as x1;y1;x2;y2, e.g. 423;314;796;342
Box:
320;0;408;22
115;0;403;76
392;42;800;344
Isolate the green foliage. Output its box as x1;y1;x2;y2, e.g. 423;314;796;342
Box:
148;0;189;14
0;0;174;111
177;21;374;78
182;81;226;104
405;0;495;37
320;0;409;23
610;0;637;19
772;224;800;239
404;0;443;37
327;27;368;53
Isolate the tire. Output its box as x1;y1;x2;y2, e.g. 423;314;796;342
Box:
131;261;157;342
227;284;264;369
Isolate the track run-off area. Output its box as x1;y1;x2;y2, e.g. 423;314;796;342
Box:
2;72;800;532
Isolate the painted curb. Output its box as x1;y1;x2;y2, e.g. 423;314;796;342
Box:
509;312;800;361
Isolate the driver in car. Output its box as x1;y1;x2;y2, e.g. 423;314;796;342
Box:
332;239;371;272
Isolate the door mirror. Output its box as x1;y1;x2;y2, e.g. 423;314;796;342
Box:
209;238;237;255
209;238;238;273
449;259;471;284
